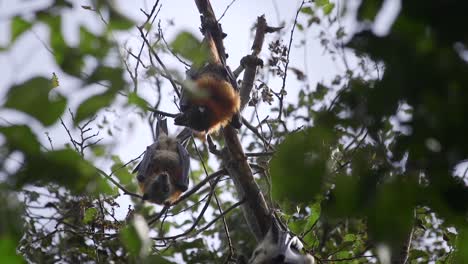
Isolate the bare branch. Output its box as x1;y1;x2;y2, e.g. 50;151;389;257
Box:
242;117;275;151
96;168;142;199
277;0;306;121
137;26;181;98
193;0;275;240
193;198;245;235
217;0;237;22
152;176;222;240
245;151;275;157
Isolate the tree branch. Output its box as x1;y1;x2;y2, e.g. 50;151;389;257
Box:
193;0;277;240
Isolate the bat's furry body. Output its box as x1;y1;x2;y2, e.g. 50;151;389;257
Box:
175;63;241;135
134;118;191;205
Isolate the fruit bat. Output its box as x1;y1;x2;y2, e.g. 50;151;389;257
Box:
133;117;191;205
248;218;315;264
174;63;241;135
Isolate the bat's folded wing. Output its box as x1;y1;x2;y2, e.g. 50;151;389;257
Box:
176;143;190;191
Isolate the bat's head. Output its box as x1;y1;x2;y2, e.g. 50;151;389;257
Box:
174;107;213;132
140;172;175;205
248;221;315;264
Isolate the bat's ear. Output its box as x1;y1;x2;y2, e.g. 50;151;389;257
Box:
155;115;168;137
132;162;140;174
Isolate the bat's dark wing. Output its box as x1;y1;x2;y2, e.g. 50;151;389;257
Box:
134;118;164;176
175;143;190;191
132;142;158;182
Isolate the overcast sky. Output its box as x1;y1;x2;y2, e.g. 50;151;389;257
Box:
0;0;422;220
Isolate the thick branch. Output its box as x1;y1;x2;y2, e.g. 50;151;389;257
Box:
222;126;270;239
239;15;281;110
193;0;274;240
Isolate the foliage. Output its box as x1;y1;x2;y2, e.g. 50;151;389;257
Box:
0;0;467;263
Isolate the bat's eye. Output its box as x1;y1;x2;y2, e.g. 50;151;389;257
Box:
137;175;145;182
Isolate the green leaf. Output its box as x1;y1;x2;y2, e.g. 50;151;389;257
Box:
111;158;133;185
11;16;32;44
325;173;360;217
271;127;335;203
344;234;357;242
305;202;321;231
91;145;106;157
127;92;150;110
367;180;416;249
83;208;98;223
300;7;314;15
14;149;109;195
120;215;150;257
323;3;335;15
0;125;41;155
4;77;67;126
75;92;114;123
96;176;119;196
75;67;125;123
86;66;126;93
143;255;175;264
53;0;73;8
411;249;429;260
170;31;209;68
51;72;60;88
455;228;468;263
315;0;329;7
41;15;83;76
79;26;110;59
0;236;24;264
61;47;85;76
296;23;304;31
108;8;134;30
313;83;328;101
0;192;24;243
357;0;383;21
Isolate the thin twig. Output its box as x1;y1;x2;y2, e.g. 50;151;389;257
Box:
245;151;275;157
194;199;245;235
192;138;235;258
242;117;275;151
277;0;305;120
137;27;181;98
218;0;237;21
96;168;142;199
152;176;222;240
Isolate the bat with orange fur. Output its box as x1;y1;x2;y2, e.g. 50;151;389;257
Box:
174;63;241;136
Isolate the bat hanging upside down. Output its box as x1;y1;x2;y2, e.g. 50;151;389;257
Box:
247;218;315;264
174;63;241;136
133;117;191;205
